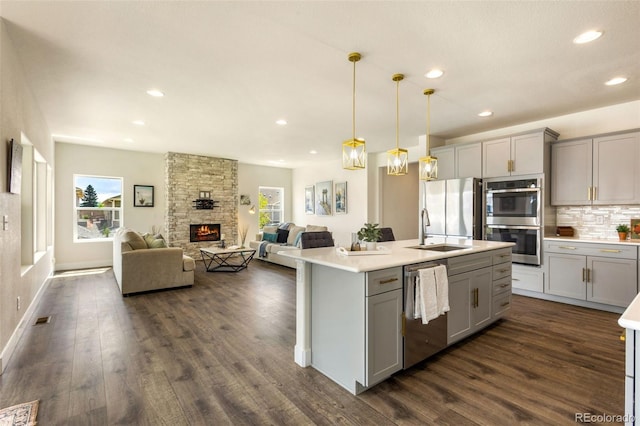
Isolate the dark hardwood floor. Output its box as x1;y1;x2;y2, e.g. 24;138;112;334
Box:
0;260;625;425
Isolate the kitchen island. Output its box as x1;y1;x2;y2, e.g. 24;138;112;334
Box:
280;238;514;394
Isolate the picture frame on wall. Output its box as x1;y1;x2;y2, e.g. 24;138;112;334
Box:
304;185;315;214
134;185;154;207
8;138;23;194
631;219;640;240
315;180;332;215
335;181;347;214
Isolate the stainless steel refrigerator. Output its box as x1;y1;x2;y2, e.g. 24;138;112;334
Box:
422;177;483;239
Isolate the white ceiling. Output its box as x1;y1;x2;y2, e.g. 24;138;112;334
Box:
1;1;639;168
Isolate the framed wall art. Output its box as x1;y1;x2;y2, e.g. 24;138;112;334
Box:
304;185;315;214
315;180;332;215
134;185;154;207
631;219;640;240
335;181;347;214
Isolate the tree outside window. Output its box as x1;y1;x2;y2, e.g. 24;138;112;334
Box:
258;186;284;229
74;175;123;240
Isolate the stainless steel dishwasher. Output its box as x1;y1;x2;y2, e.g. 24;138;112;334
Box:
403;260;449;369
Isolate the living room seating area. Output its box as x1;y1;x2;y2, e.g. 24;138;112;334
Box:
249;223;330;268
112;228;195;295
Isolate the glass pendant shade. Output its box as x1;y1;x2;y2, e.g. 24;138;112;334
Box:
387;73;408;176
342;52;365;170
419;155;438;181
420;88;438;181
342;138;366;170
387;148;409;176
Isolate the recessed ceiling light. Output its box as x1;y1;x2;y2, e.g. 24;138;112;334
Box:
424;69;444;79
124;138;134;143
573;30;603;44
146;89;164;97
310;150;318;155
605;77;628;86
132;120;145;126
276;119;287;126
478;111;493;117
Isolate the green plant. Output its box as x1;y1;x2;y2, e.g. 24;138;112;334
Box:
616;224;630;233
101;227;110;237
357;223;382;242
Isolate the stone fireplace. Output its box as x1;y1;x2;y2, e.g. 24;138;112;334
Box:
165;152;238;258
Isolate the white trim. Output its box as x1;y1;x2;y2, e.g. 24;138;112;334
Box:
55;260;113;272
0;272;53;375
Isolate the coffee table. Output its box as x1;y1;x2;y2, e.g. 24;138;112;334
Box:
200;247;256;272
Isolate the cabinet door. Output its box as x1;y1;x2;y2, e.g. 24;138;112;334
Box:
551;139;592;205
472;268;493;328
482;137;511;178
545;253;586;299
593;132;640;205
587;256;638;307
366;289;402;386
447;267;492;344
430;146;455;180
456;143;482;178
511;132;544;176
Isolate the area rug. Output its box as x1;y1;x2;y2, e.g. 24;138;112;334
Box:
0;400;39;426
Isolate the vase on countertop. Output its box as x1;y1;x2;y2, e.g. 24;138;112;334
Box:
365;241;377;251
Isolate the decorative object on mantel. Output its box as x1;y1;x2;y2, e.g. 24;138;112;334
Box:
192;198;219;209
134;185;154;207
387;73;408;176
631;219;640;240
342;52;366;170
617;224;630;241
357;222;382;251
419;89;438;181
240;194;251;205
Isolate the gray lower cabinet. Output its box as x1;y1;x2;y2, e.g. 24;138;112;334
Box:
311;265;402;394
545;241;638;308
447;266;492;344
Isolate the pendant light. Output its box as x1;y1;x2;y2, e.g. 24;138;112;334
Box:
419;89;438;181
342;52;366;170
387;74;408;176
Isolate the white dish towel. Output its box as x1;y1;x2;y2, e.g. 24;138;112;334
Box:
414;265;450;324
416;268;438;324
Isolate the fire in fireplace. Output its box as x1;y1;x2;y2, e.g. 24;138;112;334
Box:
190;224;221;242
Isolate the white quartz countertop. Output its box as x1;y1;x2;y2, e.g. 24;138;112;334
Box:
278;238;514;273
619;292;640;331
545;236;640;247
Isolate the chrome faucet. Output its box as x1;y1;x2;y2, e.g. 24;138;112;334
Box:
419;208;430;245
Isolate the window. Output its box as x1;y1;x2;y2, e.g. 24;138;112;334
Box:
74;175;123;240
258;186;284;229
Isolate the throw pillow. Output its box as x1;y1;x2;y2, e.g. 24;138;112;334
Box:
306;225;328;232
263;225;278;235
143;233;168;249
263;232;278;243
121;230;147;250
276;229;289;243
287;226;305;245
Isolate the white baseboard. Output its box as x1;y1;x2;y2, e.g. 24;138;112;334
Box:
513;288;625;314
55;259;112;272
0;272;53;375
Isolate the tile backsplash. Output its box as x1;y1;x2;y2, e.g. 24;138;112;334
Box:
556;206;640;240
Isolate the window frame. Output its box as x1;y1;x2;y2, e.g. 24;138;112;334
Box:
258;186;284;229
73;174;123;242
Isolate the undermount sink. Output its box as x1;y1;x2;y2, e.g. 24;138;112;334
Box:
407;244;472;252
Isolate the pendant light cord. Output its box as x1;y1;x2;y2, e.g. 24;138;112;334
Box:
352;59;356;141
396;79;400;150
426;91;431;155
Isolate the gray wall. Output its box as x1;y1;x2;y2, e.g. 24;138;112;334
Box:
0;18;54;373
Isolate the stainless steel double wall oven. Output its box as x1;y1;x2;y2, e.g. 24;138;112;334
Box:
484;177;542;265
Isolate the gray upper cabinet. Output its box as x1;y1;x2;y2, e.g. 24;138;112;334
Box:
431;141;482;180
551;130;640;205
482;129;559;178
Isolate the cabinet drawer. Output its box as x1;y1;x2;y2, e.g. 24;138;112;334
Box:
448;252;493;276
492;248;512;264
366;267;402;296
545;240;638;259
493;292;512;317
493;276;512;296
493;263;511;281
512;264;543;292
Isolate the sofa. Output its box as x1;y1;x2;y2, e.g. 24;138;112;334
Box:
249;224;329;268
113;228;195;295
